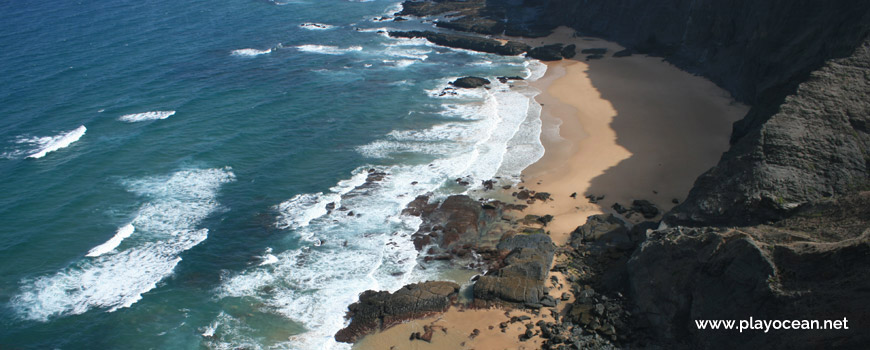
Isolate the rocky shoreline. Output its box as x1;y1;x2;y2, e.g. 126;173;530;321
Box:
336;1;870;348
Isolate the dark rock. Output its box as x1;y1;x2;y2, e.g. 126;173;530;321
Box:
533;192;551;201
389;31;530;56
482;179;495;190
402;195;436;217
570;214;630;249
473;234;556;306
397;0;484;17
561;44;577;59
611;202;627;214
516;189;532;200
497;76;525;83
667;39;870;226
335;281;460;343
537;214;554;226
411;195;483;250
570;192;577;198
628;222;870;349
528;44;565;61
451;76;491;89
436;16;505;35
630;199;659;219
540;295;558;307
418;325;435;342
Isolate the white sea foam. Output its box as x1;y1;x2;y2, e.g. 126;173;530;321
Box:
525;59;548;81
8;125;88;159
118;110;175;123
231;48;272;57
13;167;235;321
295;45;363;55
274;170;367;232
214;164;433;349
381;59;417;68
300;22;335;30
86;224;135;257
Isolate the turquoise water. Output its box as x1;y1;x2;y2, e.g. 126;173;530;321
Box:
0;0;544;348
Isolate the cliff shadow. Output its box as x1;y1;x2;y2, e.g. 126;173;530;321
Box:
569;40;748;218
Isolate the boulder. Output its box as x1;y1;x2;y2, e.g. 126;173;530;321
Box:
570;214;631;250
473;234;556;306
528;44;565;61
451;76;491;88
561;44;577;59
335;281;460;343
630;199;659;219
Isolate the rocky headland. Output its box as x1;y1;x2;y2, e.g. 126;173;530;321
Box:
337;1;870;349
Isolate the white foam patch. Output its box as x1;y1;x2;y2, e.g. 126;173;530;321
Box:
13;167;235;321
86;224;135;257
525;59;548;81
295;45;363;55
4;125;88;160
425;78;488;100
274;171;367;233
300;22;335;30
381;59;417;68
231;48;272;57
118;111;175;123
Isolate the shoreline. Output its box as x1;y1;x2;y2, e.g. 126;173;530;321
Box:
351;27;748;349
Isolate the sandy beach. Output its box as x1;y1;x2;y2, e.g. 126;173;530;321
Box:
352;27;748;349
518;27;748;244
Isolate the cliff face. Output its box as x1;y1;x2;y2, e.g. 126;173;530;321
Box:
668;39;870;226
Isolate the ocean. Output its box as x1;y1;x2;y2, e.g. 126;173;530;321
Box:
0;0;544;348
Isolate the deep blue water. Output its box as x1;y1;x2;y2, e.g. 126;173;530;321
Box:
0;0;544;348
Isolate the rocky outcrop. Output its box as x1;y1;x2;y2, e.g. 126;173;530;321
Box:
436;16;504;35
528;44;567;61
334;281;460;343
472;234;556;307
629;193;870;349
389;31;530;56
397;0;484;18
569;214;632;252
667;39;870;226
451;76;490;88
409;195;487;251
